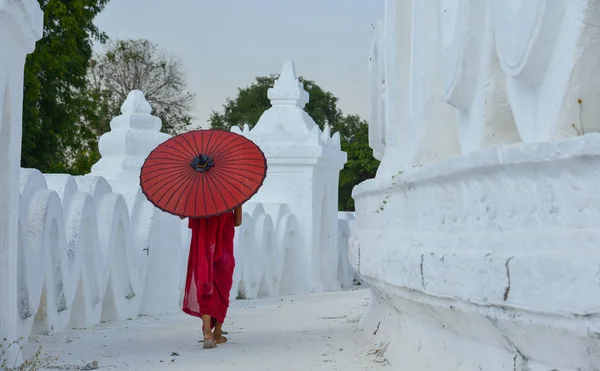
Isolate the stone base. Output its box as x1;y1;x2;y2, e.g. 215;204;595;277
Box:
352;134;600;370
360;284;600;370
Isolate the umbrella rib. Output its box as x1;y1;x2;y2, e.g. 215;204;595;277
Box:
210;136;247;158
204;171;217;213
213;166;266;182
211;140;255;160
142;157;192;164
205;170;232;211
151;145;192;162
216;163;267;171
180;132;200;157
169;168;196;213
207;168;245;206
190;130;202;156
141;166;189;177
202;129;217;157
185;166;202;217
160;169;197;214
213;159;265;167
213;168;266;177
143;169;188;193
142;167;189;183
214;165;266;178
211;167;257;194
141;162;189;172
210;167;265;210
152;169;196;207
215;155;267;164
201;172;208;216
164;139;197;159
213;172;258;190
204;130;229;157
216;151;265;158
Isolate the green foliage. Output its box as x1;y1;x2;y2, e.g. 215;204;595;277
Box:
208;76;379;210
339;115;380;211
22;0;110;174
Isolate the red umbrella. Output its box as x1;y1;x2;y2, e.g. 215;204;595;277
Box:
140;129;267;218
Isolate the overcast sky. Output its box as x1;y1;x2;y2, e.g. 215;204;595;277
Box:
94;0;384;128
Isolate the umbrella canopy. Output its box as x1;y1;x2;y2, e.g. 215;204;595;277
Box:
140;129;267;218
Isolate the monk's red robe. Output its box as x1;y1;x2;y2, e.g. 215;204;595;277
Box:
182;212;235;328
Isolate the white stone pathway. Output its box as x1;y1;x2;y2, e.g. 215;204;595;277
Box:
24;289;386;370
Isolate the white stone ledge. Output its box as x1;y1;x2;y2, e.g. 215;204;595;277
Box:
354;133;600;198
351;135;600;313
362;280;600;370
352;230;600;315
351;134;600;368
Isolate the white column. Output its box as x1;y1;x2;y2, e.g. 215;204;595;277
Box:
0;0;43;359
241;61;347;293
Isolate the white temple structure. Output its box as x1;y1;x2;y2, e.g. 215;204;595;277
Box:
0;0;43;363
353;0;600;369
234;60;348;295
0;1;353;366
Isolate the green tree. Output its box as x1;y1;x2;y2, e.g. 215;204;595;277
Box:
209;75;342;134
22;0;110;174
338;115;380;211
208;76;379;210
88;39;195;136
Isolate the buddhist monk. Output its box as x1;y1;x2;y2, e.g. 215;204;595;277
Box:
180;206;243;349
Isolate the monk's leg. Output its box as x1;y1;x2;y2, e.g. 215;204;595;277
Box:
202;315;217;349
213;321;228;344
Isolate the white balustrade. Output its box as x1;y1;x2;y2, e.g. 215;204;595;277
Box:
0;38;354;364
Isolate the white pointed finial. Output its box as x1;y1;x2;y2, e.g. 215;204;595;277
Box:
321;124;331;143
267;60;309;108
120;90;153;115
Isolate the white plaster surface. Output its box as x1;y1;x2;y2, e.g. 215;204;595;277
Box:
354;0;600;369
353;135;600;369
22;290;381;371
234;61;349;295
0;0;43;364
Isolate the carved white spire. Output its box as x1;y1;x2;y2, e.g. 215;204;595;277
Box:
90;90;170;188
120;90;153;115
267;60;310;108
239;60;342;150
109;90;161;132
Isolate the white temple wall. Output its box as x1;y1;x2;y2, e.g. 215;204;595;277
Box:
0;0;43;364
354;0;600;369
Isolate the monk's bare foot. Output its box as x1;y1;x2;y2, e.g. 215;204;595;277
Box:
203;333;217;349
213;329;228;344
